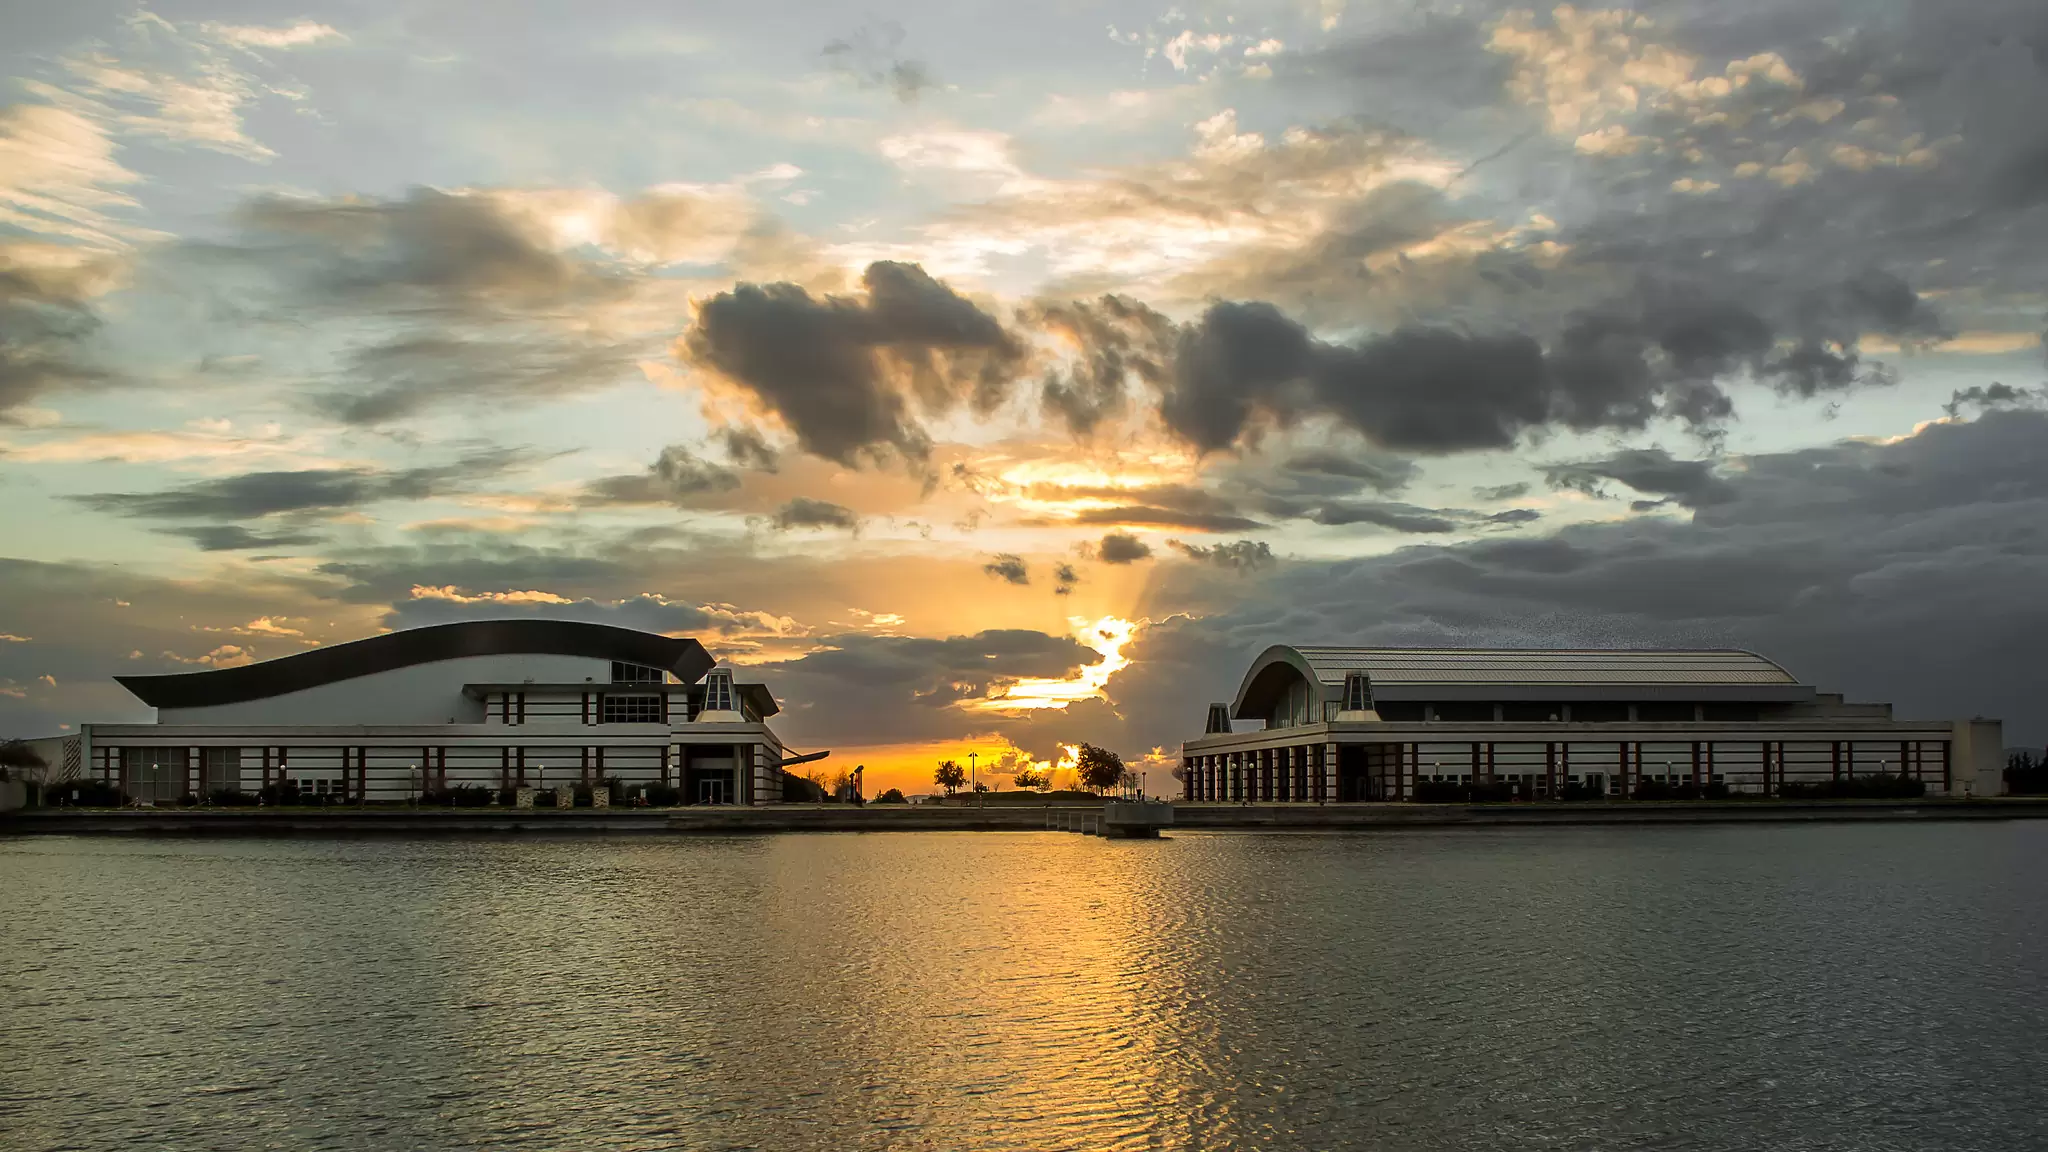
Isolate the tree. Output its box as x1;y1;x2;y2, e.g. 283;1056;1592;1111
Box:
1075;743;1125;793
1013;767;1047;790
934;759;966;796
873;788;908;804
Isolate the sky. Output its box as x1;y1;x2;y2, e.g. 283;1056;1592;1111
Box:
2;0;2045;792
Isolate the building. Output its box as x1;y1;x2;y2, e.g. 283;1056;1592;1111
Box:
69;619;816;805
1180;646;2006;802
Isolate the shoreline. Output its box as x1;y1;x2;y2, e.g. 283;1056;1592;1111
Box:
5;796;2048;836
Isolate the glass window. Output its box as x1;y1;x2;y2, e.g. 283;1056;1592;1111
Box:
202;747;240;793
601;695;664;724
610;661;665;684
702;669;735;714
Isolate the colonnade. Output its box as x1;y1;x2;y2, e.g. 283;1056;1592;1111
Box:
1182;738;1956;802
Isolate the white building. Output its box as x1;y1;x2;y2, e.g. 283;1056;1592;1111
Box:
72;620;815;804
1181;646;2007;801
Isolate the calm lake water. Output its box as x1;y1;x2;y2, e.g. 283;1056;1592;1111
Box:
3;824;2045;1151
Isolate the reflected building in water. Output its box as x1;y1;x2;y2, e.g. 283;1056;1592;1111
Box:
1180;646;2007;802
66;620;808;805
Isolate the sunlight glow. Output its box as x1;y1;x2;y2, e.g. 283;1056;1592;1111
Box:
975;615;1134;712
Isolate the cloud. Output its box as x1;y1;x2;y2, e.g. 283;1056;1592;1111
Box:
159;525;327;552
0;242;121;416
1096;531;1153;564
683;261;1024;468
1045;506;1265;532
1156;274;1937;456
1026;296;1174;436
822;22;935;102
582;445;742;507
207;22;346;50
0;104;145;248
69;449;530;522
1109;408;2048;754
1474;481;1531;501
1544;448;1737;508
1167;539;1275;570
983;554;1030;584
770;497;861;531
1053;562;1080;596
1943;383;2039;418
1310;501;1461;533
715;426;782;472
751;628;1102;743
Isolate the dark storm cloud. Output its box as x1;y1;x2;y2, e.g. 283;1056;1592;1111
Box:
1167;539;1275;570
159;525;327;552
1544;449;1737;509
1486;508;1543;525
684;261;1024;467
1104;410;2048;756
70;449;530;521
769;497;860;532
583;445;741;507
1026;295;1174;437
1053;563;1079;596
1474;482;1531;501
1095;531;1153;564
983;554;1029;585
1156;274;1941;456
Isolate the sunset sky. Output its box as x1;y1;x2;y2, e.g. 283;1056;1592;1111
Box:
3;0;2045;793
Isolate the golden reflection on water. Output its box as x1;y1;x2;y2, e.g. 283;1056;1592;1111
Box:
3;825;2047;1151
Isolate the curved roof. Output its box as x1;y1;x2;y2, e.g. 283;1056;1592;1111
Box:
117;619;715;709
1231;644;1806;717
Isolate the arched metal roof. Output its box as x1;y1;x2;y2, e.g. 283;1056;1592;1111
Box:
1230;644;1807;717
116;619;715;709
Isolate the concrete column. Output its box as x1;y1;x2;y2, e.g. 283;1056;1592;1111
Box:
1323;742;1339;802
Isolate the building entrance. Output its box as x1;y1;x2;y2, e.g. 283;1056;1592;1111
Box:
697;777;730;805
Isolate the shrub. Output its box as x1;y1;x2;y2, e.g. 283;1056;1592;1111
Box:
1632;778;1702;801
1413;780;1468;803
61;781;127;807
259;781;301;807
779;773;824;803
2005;753;2048;796
1702;781;1731;800
1557;781;1605;801
873;788;908;804
637;783;681;807
207;789;259;807
1778;773;1926;800
531;789;559;807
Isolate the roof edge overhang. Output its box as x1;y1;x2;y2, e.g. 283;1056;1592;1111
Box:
118;620;715;710
1375;684;1816;703
1229;645;1326;720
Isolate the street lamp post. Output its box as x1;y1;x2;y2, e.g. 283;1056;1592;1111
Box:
969;751;979;808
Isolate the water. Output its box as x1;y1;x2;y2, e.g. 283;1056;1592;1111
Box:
3;824;2045;1151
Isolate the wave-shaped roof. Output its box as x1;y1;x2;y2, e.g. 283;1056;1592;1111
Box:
117;619;714;709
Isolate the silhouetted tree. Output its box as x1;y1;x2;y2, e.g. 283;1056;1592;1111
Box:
934;759;966;796
1075;743;1125;793
873;788;908;804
